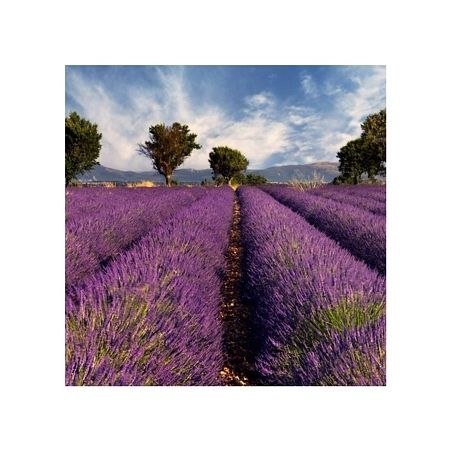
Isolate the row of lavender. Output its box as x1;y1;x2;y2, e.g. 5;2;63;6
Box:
65;186;200;225
308;186;385;216
325;184;386;203
262;185;386;274
238;187;385;385
66;187;234;385
66;187;206;288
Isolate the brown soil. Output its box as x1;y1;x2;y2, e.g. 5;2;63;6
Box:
220;194;254;386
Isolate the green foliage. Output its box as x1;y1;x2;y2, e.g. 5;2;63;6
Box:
331;175;345;185
231;172;268;185
361;109;386;179
336;109;386;184
244;173;267;185
213;175;226;186
311;300;385;335
137;122;201;186
65;112;102;186
276;296;385;384
208;146;249;185
231;172;247;185
336;138;364;184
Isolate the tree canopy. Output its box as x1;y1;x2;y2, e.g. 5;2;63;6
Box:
137;122;201;186
361;109;386;179
334;109;386;184
208;146;249;185
232;172;267;185
65;112;102;186
336;138;364;184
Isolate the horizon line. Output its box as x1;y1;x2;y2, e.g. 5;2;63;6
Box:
98;160;338;173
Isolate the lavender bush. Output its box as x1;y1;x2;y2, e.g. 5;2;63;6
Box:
262;185;386;274
65;187;200;226
66;187;206;288
326;184;386;203
299;317;386;385
308;186;385;216
66;187;234;385
238;187;386;385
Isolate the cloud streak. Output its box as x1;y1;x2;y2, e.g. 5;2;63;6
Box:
65;66;385;171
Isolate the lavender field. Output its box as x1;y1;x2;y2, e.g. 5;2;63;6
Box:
66;184;386;386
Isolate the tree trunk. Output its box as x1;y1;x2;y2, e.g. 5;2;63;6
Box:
164;173;172;187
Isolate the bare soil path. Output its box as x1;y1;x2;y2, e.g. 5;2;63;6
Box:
220;193;255;386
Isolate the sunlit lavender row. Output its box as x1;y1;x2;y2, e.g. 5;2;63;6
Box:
65;186;202;226
66;187;234;385
262;185;386;274
66;183;386;386
238;187;386;385
308;186;386;216
66;187;206;288
325;184;386;203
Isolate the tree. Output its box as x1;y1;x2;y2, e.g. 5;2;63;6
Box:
336;138;364;184
65;112;102;186
208;146;249;185
213;176;226;186
137;122;201;186
230;172;246;185
334;109;386;184
245;173;267;185
232;173;267;185
361;109;386;180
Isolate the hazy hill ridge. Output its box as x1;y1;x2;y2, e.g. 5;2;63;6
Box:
78;162;339;183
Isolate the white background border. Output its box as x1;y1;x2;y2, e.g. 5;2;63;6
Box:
2;1;449;449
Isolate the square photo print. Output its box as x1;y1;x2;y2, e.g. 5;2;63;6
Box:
65;65;386;386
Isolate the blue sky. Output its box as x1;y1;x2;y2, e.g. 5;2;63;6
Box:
65;65;385;171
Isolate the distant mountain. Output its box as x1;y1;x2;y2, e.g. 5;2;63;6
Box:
77;162;339;184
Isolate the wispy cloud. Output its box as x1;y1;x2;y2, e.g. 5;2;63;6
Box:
245;91;275;109
65;66;385;171
300;74;319;97
337;66;386;134
324;81;343;96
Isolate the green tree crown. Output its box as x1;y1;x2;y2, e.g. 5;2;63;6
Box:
335;109;386;184
208;146;249;185
137;122;201;186
65;112;102;186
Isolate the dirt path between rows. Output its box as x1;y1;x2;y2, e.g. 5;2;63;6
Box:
219;193;255;386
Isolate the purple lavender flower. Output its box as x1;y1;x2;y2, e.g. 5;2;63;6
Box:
261;185;386;274
238;187;385;386
66;187;206;288
66;187;233;386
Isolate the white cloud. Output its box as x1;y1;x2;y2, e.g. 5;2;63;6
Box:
66;67;386;171
287;106;321;127
324;81;343;96
245;91;275;108
66;71;292;170
66;72;145;171
338;66;386;135
300;74;318;97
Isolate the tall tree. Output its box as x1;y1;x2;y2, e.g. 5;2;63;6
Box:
334;109;386;184
65;112;102;186
336;138;365;184
137;122;201;186
361;109;386;180
208;146;249;185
